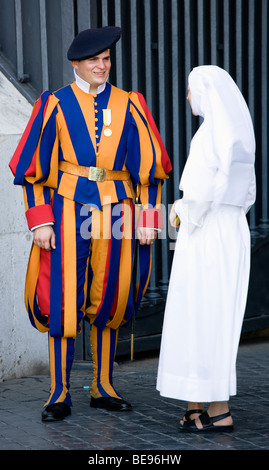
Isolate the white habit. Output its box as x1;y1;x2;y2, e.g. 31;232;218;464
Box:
157;66;256;403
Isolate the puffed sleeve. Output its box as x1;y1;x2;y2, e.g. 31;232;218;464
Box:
9;92;60;230
126;91;171;230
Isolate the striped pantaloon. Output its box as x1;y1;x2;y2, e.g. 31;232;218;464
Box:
35;194;135;406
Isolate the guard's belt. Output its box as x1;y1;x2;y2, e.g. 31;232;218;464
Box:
59;161;131;183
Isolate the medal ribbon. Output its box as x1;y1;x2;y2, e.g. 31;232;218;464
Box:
103;109;111;126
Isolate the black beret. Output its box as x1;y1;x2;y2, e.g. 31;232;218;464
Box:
67;26;121;61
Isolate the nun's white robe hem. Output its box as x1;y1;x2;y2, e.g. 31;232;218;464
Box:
156;201;251;403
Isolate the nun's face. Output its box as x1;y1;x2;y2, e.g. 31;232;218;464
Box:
187;86;197;115
72;49;111;92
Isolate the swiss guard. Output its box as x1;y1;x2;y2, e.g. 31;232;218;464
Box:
9;26;171;421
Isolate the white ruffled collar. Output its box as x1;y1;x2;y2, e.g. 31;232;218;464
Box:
74;69;106;94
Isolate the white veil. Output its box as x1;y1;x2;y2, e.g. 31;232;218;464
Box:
179;65;256;214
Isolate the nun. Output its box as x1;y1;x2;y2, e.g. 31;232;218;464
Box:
157;65;256;432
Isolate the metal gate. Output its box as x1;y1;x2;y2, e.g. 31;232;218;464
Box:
1;0;268;358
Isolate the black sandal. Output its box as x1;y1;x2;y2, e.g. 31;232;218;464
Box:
180;410;234;433
179;409;203;429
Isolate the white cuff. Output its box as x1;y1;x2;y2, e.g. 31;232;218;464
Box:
31;222;54;232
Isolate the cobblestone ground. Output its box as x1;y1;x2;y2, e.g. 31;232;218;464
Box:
0;338;268;459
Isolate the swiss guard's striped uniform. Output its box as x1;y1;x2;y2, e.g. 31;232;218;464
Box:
9;79;171;407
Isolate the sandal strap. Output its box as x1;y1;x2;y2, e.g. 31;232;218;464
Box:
211;411;231;424
184;409;203;421
200;411;231;426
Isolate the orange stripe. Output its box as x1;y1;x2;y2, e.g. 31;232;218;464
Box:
58;173;78;201
97;85;129;169
56;106;79;165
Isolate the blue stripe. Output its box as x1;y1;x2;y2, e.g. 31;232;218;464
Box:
55;85;96;167
43;186;51;205
49;194;64;337
114;180;128;200
125;115;141;186
135;244;151;313
148;183;159;207
73;178;102;209
39;107;58;182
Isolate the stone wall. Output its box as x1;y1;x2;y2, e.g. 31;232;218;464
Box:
0;72;48;381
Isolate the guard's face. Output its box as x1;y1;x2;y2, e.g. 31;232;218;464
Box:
72;49;111;89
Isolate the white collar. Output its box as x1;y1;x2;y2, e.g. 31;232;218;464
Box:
73;69;106;95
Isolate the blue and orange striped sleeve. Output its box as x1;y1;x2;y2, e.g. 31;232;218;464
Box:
9;92;59;230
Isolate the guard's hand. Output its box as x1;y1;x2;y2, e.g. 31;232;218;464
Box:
33;225;56;251
136;227;157;245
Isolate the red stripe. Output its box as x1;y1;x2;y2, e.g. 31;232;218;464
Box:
36;249;51;317
110;277;119;318
35;194;55;319
130;199;134;232
138;208;164;230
